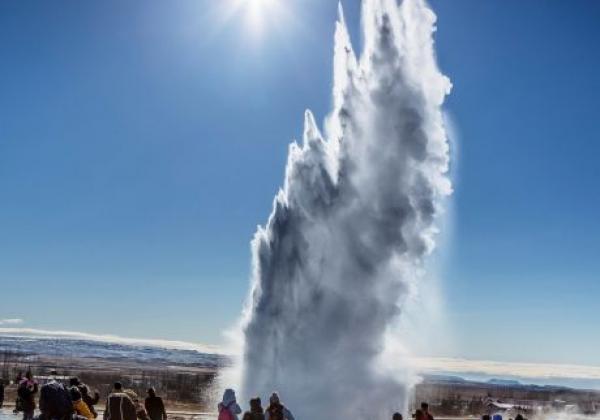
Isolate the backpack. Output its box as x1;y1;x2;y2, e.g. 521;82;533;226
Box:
40;381;73;419
218;405;235;420
267;404;284;420
17;382;30;399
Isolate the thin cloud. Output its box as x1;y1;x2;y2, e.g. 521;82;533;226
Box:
0;318;24;325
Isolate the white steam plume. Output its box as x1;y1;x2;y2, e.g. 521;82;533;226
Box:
239;0;452;418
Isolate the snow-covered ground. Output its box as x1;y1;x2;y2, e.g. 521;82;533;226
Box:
0;334;226;367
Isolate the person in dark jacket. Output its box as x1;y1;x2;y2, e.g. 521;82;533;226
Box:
18;371;39;420
242;398;264;420
144;388;166;420
103;383;136;420
14;371;24;414
38;378;74;420
264;393;294;420
0;379;5;408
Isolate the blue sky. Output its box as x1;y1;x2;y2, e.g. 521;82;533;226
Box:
0;0;599;367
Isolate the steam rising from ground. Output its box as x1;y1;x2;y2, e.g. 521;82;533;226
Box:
533;412;600;420
239;0;451;418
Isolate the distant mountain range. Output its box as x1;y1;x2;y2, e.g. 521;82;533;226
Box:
486;378;522;386
421;374;598;393
0;334;228;368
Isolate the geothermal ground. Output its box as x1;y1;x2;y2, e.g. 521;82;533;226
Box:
1;336;599;419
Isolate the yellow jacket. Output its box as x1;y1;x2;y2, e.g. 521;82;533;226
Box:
74;399;95;420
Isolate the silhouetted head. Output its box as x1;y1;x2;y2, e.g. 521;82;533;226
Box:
269;392;280;405
515;415;524;420
147;388;156;398
69;377;80;387
393;413;403;420
114;382;123;391
70;387;82;402
420;402;429;413
482;415;491;420
250;398;263;413
25;371;33;380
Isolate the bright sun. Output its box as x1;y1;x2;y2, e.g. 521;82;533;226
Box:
246;0;280;31
224;0;285;36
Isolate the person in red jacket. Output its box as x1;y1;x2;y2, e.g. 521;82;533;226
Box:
217;389;241;420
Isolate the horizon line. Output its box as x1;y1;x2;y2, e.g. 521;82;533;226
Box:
1;327;599;387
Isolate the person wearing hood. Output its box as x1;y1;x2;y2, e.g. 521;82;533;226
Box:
70;387;94;420
67;378;98;418
264;393;294;420
217;389;242;420
79;385;100;418
242;398;264;420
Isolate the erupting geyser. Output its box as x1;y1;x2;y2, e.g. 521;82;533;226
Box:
239;0;452;418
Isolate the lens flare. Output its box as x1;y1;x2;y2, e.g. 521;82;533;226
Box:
220;0;283;36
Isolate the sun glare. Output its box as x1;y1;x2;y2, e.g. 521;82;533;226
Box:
223;0;286;37
246;0;280;33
